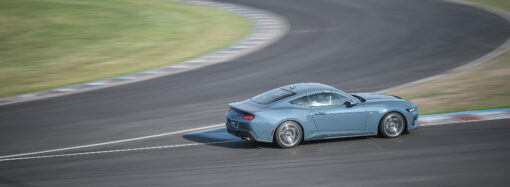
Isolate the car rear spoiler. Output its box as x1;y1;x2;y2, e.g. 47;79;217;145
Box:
229;99;268;113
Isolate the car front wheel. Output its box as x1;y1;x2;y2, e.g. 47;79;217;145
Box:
379;112;405;138
275;121;302;148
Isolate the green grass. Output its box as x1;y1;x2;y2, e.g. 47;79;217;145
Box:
0;0;251;97
472;0;510;12
387;0;510;115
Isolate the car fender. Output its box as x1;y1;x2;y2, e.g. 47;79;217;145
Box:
255;108;319;141
364;101;415;134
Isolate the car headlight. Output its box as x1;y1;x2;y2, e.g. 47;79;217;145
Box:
407;108;415;112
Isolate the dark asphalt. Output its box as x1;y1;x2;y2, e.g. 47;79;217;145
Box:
2;119;510;186
1;0;510;186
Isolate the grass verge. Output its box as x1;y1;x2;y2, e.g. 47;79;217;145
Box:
0;0;251;97
387;0;510;114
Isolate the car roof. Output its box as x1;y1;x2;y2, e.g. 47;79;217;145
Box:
281;83;339;94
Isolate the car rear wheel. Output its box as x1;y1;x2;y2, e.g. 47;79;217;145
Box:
275;121;302;148
379;112;405;138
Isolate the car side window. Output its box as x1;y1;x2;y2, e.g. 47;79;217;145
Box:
307;92;350;107
330;93;350;105
290;96;308;106
308;93;331;106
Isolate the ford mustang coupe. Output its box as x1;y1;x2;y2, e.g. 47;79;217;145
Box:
225;83;419;148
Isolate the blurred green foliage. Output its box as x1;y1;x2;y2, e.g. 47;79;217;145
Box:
0;0;251;97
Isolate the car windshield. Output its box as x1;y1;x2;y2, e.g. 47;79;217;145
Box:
252;88;294;104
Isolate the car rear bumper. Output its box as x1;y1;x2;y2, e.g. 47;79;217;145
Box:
225;118;272;143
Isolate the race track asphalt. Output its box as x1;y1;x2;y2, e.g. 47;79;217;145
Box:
1;0;510;186
3;119;510;186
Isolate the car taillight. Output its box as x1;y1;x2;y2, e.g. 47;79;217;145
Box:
243;113;254;120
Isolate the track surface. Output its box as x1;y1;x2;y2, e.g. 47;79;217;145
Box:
2;119;510;186
1;0;510;186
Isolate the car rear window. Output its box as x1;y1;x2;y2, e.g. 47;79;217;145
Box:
252;88;294;104
290;96;308;106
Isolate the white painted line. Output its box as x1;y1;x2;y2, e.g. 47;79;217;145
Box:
143;70;163;74
19;94;37;98
0;123;225;159
188;59;208;64
170;65;188;69
116;76;135;80
85;81;105;86
0;140;242;162
249;37;269;40
53;88;76;92
2;117;509;162
233;45;250;49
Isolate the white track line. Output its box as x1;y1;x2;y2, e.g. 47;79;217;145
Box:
0;119;506;162
0;140;242;162
2;118;507;162
0;123;225;159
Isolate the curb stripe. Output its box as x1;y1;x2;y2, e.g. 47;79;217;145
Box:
419;108;510;126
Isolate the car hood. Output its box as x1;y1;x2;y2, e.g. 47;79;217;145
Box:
351;92;405;103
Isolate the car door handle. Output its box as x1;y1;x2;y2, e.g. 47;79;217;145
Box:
314;112;326;115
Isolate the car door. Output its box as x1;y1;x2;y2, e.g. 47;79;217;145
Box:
310;92;367;136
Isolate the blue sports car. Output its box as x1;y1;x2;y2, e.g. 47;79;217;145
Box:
225;83;419;148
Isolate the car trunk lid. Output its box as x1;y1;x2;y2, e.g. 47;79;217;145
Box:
229;99;267;113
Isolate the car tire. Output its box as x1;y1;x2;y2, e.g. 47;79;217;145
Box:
379;112;405;138
275;121;302;148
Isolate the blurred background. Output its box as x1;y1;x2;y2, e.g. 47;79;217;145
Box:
1;0;510;186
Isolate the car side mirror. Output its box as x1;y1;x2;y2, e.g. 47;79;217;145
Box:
344;100;357;107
